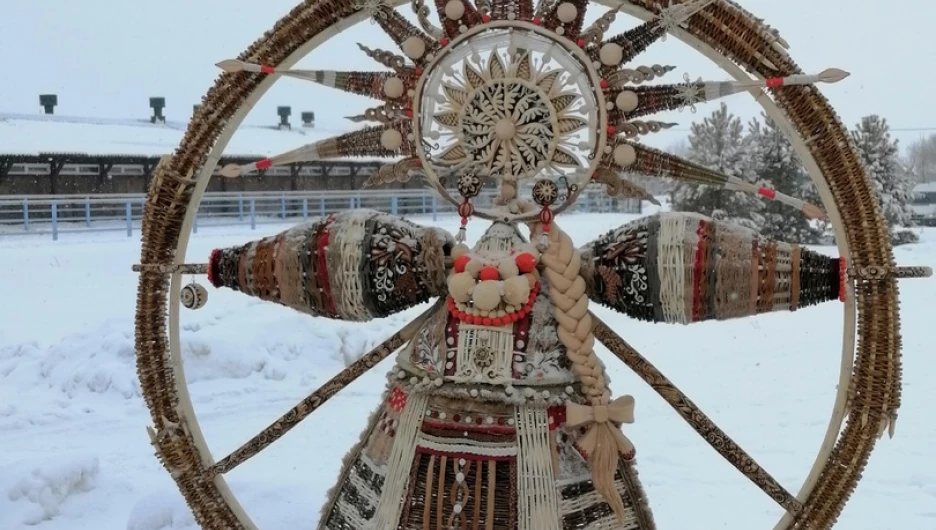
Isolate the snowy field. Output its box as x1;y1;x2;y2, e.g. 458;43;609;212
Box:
0;211;933;530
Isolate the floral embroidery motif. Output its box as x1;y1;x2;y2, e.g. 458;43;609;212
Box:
590;224;653;320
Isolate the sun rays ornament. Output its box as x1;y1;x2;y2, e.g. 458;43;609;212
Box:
134;1;932;529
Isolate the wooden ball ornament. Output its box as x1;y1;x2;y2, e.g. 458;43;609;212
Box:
444;0;465;20
599;43;623;66
382;77;405;99
380;129;403;150
615;90;639;112
181;283;208;310
613;144;637;167
402;36;426;59
556;2;578;23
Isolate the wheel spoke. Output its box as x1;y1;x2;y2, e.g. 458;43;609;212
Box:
599;140;827;219
431;0;483;38
591;311;804;516
217;124;414;178
209;301;441;476
371;4;441;66
539;0;590;41
216;59;418;103
596;0;716;71
606;68;849;121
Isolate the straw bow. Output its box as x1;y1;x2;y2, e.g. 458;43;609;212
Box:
566;395;636;456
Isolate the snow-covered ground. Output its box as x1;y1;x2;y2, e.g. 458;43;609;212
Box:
0;212;933;530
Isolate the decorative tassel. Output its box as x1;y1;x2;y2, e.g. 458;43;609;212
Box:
457;200;473;243
454;172;483;244
538;207;553;251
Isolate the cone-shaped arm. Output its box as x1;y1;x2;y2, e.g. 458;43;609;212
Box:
579;212;843;324
208;210;454;321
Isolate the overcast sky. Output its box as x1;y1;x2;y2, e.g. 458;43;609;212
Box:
2;0;933;151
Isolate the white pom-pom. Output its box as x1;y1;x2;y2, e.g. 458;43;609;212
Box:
448;272;476;303
473;280;502;311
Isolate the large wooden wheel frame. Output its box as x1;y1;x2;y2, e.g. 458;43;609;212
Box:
134;1;916;529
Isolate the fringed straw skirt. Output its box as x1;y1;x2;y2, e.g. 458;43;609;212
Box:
318;387;656;530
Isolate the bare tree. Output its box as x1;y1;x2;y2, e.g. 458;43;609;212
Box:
905;133;936;182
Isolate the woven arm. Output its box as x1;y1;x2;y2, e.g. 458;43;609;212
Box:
579;212;842;324
207;209;454;321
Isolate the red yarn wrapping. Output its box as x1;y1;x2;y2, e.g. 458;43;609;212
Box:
207;249;221;287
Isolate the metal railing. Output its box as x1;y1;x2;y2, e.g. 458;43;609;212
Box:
0;188;641;240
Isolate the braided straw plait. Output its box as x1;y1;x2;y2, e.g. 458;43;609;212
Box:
531;220;628;521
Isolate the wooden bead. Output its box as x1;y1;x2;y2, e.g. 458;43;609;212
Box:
181;283;208;309
615;90;639;112
613;144;637;167
402;36;426;59
444;0;465;20
382;77;405;99
380;129;403;150
599;43;623;66
557;2;577;23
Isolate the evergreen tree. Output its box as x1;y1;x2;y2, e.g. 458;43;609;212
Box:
670;103;763;230
850;115;919;245
746;113;823;244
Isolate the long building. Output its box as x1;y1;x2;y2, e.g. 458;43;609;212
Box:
0;112;409;195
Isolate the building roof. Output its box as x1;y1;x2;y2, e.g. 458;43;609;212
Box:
0;112;358;158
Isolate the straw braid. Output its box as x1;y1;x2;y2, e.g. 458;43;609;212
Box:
532;221;627;521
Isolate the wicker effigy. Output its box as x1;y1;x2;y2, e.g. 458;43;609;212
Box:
133;1;931;529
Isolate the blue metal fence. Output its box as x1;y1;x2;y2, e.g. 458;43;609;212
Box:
0;189;641;241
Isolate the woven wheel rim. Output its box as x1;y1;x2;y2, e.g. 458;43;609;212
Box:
133;1;899;529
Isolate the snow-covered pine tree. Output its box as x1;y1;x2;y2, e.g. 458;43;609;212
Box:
746;113;823;244
850;115;919;245
670;103;763;230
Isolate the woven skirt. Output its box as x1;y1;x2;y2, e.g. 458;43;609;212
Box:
317;386;656;530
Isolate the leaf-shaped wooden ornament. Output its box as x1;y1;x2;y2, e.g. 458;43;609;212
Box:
557;117;588;135
437;143;469;163
536;71;561;94
463;62;485;89
551;93;578;112
433;112;460;128
443;84;469;106
514;53;533;81
488;50;506;80
550;146;580;167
